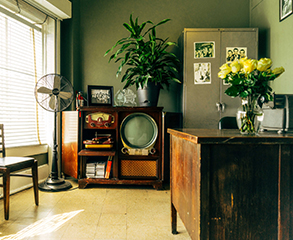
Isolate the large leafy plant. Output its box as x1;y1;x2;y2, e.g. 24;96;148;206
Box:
104;14;181;89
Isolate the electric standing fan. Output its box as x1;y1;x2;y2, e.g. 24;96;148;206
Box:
35;73;74;191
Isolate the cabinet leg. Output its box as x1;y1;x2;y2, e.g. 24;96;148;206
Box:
78;180;88;189
153;182;163;190
171;202;178;234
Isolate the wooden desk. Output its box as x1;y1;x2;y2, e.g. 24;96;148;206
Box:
168;129;293;240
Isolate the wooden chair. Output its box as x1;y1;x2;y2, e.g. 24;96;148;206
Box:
0;124;39;220
218;116;238;129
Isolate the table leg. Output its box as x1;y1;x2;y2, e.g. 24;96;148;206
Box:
171;202;178;234
3;168;10;220
32;159;39;206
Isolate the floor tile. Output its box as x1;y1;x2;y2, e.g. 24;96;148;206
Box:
0;178;191;240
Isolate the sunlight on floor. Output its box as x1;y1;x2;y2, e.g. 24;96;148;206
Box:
0;209;84;240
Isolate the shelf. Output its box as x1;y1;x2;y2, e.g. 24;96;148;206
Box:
78;178;163;189
78;149;116;157
118;154;159;160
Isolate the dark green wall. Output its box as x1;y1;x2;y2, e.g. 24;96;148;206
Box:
61;0;250;112
250;0;293;94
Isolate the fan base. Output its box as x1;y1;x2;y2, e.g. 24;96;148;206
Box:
39;177;72;192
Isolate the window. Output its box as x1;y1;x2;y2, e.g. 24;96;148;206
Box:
0;5;55;148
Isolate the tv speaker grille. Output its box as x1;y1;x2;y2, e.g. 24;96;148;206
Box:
120;160;157;177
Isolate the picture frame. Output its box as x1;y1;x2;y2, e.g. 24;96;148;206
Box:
280;0;292;21
87;85;114;106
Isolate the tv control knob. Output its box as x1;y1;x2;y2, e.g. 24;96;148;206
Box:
150;148;156;154
121;147;128;154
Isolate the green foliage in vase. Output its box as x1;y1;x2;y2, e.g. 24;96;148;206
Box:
104;14;181;89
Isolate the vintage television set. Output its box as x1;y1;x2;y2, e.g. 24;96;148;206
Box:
118;109;162;180
261;94;293;133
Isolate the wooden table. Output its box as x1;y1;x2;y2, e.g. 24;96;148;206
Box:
168;129;293;240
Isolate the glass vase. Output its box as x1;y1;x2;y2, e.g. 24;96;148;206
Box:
236;95;264;134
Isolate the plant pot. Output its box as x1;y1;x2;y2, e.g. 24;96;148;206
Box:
137;82;161;107
236;95;264;134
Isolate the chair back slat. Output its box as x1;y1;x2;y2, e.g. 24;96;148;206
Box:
0;124;6;157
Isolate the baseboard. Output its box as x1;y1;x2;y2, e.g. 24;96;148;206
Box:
0;164;49;198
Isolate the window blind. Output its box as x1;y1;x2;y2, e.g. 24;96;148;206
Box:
0;0;47;24
0;10;48;148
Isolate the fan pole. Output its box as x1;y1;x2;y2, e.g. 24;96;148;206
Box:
39;111;72;191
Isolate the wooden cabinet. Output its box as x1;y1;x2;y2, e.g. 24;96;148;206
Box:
168;128;293;240
62;106;163;189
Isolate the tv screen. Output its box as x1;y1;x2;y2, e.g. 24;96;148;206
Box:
120;113;158;149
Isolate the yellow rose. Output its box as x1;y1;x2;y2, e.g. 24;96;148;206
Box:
218;63;231;79
219;63;231;71
218;69;231;79
272;67;285;76
257;58;272;71
243;59;257;73
230;60;242;73
239;57;247;67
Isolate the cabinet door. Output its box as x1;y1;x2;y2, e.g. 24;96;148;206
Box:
62;111;79;178
220;29;258;118
183;28;258;128
183;28;221;128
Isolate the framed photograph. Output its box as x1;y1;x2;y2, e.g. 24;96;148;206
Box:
280;0;293;21
226;47;247;62
194;63;211;84
194;41;215;58
87;85;113;106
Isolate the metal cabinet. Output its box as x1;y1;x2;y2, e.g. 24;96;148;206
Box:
183;28;258;128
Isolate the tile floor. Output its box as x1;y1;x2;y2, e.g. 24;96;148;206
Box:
0;178;191;240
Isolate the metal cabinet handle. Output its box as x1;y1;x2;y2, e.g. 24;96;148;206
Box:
216;102;225;112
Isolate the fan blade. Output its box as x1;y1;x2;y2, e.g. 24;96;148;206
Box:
53;75;61;89
37;86;52;94
59;91;72;100
49;95;56;110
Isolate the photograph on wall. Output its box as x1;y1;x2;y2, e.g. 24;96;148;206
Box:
280;0;293;21
226;47;247;62
194;63;211;84
194;42;215;58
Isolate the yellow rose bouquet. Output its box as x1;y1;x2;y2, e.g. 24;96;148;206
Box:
218;57;284;102
218;57;285;134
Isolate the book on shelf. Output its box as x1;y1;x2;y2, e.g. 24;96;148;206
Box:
105;156;113;179
86;161;106;178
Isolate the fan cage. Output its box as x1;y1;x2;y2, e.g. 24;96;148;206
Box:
35;73;74;112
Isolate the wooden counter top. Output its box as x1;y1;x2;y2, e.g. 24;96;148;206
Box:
167;128;293;144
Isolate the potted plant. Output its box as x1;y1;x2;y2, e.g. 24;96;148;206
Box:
218;57;285;134
104;14;181;106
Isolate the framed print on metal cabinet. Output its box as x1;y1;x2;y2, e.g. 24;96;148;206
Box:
87;85;114;106
194;41;215;58
280;0;293;21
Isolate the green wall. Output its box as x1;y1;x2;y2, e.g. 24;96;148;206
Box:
61;0;250;112
250;0;293;94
